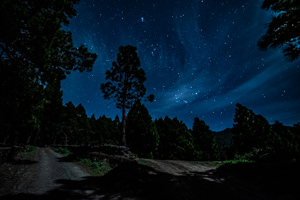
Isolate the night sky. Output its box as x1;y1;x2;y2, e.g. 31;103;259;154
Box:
61;0;300;131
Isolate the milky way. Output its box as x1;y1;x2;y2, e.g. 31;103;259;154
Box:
61;0;300;131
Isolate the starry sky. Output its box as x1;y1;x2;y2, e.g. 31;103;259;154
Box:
61;0;300;131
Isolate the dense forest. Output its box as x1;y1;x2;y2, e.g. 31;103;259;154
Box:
1;83;299;162
1;0;300;163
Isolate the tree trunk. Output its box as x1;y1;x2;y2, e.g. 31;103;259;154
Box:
122;104;126;146
62;130;68;145
122;73;129;147
33;127;40;145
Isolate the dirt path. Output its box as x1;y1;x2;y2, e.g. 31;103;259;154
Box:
141;159;215;175
0;148;282;199
140;159;220;182
0;147;89;196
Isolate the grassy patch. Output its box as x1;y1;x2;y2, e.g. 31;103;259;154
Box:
52;147;71;156
17;145;37;157
79;158;112;175
137;158;150;166
26;145;37;153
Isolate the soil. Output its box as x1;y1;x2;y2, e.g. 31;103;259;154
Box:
0;148;298;199
0;147;89;197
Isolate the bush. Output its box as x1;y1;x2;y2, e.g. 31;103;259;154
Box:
80;158;111;175
52;147;71;156
17;145;37;158
26;145;37;153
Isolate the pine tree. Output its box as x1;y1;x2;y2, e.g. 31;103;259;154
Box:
231;103;272;156
0;0;97;144
192;117;220;160
258;0;300;61
101;45;154;146
126;100;159;158
155;117;195;160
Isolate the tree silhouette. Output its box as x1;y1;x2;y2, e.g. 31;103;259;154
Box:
231;103;273;155
258;0;300;61
154;117;195;160
101;45;154;146
0;0;97;144
192;117;220;160
126;100;159;158
0;0;97;84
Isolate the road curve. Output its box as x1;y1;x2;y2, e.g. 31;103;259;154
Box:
0;147;89;196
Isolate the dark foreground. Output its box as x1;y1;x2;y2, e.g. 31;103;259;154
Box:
0;148;299;199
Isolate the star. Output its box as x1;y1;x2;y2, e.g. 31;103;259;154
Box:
61;0;300;131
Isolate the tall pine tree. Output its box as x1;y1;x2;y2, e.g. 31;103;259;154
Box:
126;100;159;158
101;45;153;146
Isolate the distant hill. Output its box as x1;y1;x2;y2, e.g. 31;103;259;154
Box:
213;128;232;148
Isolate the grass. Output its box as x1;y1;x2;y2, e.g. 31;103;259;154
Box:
79;158;112;175
137;158;150;166
26;145;37;153
52;147;71;156
17;145;37;157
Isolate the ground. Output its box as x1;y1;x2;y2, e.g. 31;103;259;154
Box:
0;147;298;199
0;147;89;197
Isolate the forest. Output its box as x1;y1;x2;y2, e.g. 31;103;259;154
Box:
1;84;299;163
1;0;300;163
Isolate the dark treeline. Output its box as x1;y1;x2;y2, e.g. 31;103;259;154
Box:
2;85;299;163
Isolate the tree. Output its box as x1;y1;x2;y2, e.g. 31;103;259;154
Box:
75;104;91;145
0;0;97;84
101;45;154;146
126;100;159;158
61;102;78;145
37;80;64;145
258;0;300;61
271;121;300;161
231;103;272;155
155;117;195;160
0;0;97;144
192;117;220;160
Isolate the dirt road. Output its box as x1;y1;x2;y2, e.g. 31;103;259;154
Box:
0;147;89;197
0;148;280;199
142;159;215;174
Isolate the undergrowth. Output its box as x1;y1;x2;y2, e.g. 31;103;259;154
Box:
18;145;37;155
80;158;112;175
13;145;37;159
52;147;71;156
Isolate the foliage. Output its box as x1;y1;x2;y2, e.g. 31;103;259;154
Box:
258;0;300;61
231;103;300;162
192;117;221;160
17;145;37;158
101;45;147;110
231;103;273;155
0;0;97;145
80;158;112;175
101;45;153;146
155;117;196;160
126;100;159;158
0;0;97;83
25;145;37;153
52;103;120;146
52;147;71;156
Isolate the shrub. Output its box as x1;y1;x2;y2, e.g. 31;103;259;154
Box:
79;158;112;175
52;147;71;156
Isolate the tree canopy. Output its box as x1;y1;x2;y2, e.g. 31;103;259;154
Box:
0;0;97;83
258;0;300;61
126;100;159;158
0;0;97;144
101;45;153;146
